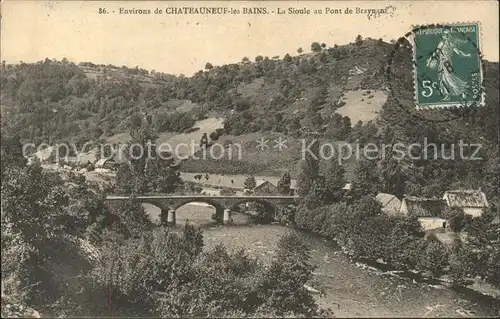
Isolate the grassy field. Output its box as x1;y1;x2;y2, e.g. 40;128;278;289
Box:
335;89;388;124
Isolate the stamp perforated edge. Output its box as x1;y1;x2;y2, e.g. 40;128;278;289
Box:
409;21;486;110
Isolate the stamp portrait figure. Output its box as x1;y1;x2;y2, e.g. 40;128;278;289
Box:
426;30;472;101
413;23;483;109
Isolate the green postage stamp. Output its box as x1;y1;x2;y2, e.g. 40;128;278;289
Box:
412;23;484;109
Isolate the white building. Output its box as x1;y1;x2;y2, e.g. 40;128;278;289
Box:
442;189;489;217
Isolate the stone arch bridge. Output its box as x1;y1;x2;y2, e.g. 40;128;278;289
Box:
105;195;300;225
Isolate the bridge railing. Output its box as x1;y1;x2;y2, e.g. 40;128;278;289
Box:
106;194;301;200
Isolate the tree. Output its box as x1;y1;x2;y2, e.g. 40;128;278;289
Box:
256;233;318;317
241;57;250;63
448;211;473;232
311;42;322;53
287;117;301;137
355;34;363;45
448;238;478;286
199;132;208;148
322;160;345;199
243;175;257;192
283;53;293;63
352;158;380;198
297;139;320;197
378;157;407;199
106;198;153;239
419;240;448;277
204;62;213;70
297;47;303;54
326;113;351;140
119;113;182;195
1;161;79;308
115;164;134;194
93;226;323;318
303;175;329;209
255;55;264;62
277;172;292;195
1;134;27;176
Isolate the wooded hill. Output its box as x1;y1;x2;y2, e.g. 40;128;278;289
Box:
1;36;498;202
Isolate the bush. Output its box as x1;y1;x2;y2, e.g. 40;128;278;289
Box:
448;211;473;232
418;240;448;277
90;226;323;317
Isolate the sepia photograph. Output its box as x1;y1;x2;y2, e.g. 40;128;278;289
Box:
1;1;499;317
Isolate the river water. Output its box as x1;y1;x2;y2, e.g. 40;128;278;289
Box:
146;204;499;318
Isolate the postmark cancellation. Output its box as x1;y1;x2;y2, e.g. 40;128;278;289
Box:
411;22;485;110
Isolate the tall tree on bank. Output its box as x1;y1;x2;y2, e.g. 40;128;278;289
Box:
243;175;257;193
277;171;292;195
352;158;381;198
115;113;182;194
1;133;27;178
297;138;320;197
322;159;346;200
378;157;407;199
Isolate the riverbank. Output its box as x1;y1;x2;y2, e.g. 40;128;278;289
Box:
183;215;498;317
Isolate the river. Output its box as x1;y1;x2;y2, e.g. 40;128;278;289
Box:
144;204;500;318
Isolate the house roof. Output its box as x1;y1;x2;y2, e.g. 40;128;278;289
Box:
402;196;446;217
376;193;398;207
443;190;488;208
342;183;352;190
255;179;276;189
376;193;402;216
95;158;108;167
95;156;124;167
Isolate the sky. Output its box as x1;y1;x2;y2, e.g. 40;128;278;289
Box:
1;0;498;76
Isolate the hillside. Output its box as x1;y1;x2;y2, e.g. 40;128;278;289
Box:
1;36;498;201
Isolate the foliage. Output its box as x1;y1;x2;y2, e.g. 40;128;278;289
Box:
277;171;292;195
105;198;153;239
321;159;346;200
297;139;320;197
448;218;500;288
351;158;381;198
448;211;473;232
255;233;318;317
448;238;477;286
418;240;449;277
243;175;257;191
1;152;102;314
0;134;27;176
311;42;322;53
91;226;322;317
114;115;183;195
325;113;351;140
355;34;363;45
302;176;329;209
275;205;296;226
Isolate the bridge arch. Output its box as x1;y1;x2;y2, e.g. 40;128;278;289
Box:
172;199;225;221
140;200;171;225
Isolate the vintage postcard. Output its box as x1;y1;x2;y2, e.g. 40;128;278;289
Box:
1;1;499;318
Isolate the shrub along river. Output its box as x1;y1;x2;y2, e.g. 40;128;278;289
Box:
145;204;500;317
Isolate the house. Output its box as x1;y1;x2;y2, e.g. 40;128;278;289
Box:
442;189;489;217
375;193;402;216
342;183;352;191
95;157;121;170
253;180;280;195
400;196;447;231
